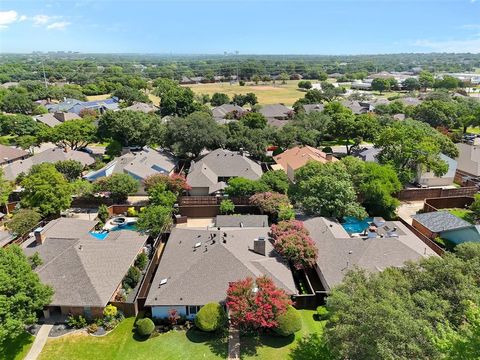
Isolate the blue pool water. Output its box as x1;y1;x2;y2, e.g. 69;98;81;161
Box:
89;222;138;240
342;217;373;234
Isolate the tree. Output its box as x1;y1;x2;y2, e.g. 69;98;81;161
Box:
0;91;35;114
0;245;53;343
113;86;150;106
21;163;73;217
160;86;200;117
6;209;41;237
210;92;230;106
105;139;123;157
259;170;290;194
240;112;267;129
289;333;333;360
435;75;462;90
0;114;42;137
55;160;84;181
402;77;421;91
194;303;227;332
279;73;289;84
48;119;97;150
219;199;235;214
298;80;312;90
16;135;39;154
224;177;269;197
270;220;318;269
93;174;139;203
419;70;435;91
134;252;148;271
136;205;172;236
98;110;153;147
164;112;226;158
70;179;94;198
226;276;292;331
249;192;291;218
294;161;367;219
371;78;390;93
0;168;12;206
123;266;141;289
375;119;459;183
412;100;458;129
274;306;302;336
147;182;177;208
144;173;190;195
97;204;109;223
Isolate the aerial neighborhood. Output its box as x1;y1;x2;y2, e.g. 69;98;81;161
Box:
1;51;480;360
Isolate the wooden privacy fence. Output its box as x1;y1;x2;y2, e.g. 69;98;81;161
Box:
178;196;250;206
423;196;474;213
397;186;477;201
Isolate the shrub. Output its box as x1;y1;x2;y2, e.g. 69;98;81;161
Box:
127;207;138;217
123;266;141;289
194;303;227;332
239;80;245;86
103;304;118;318
322;146;333;154
135;252;148;271
87;323;99;334
97;204;109;223
67;315;87;329
277;204;295;221
136;318;155;337
274;306;303;336
219;199;235;214
316;306;329;320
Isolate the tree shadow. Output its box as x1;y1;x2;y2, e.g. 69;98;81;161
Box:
241;332;295;358
0;332;35;360
130;327;150;342
186;327;228;358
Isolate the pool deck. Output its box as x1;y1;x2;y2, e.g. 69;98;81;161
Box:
104;216;138;230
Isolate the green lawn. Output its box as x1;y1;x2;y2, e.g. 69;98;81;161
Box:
39;318;227;360
447;208;475;224
0;331;35;360
241;309;326;359
38;310;325;360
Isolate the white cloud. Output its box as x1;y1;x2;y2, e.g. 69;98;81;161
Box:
0;10;18;29
19;15;27;21
46;21;70;30
33;14;51;25
413;37;480;53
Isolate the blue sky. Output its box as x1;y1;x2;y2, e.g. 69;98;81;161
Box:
1;0;479;54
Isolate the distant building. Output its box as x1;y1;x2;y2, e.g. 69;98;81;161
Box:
34;112;81;127
212;104;246;123
415;154;457;187
259;104;293;127
456;140;480;179
123;102;158;113
46;97;119;114
302;104;324;114
0;144;29;166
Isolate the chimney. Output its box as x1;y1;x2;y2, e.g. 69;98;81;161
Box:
325;153;333;161
34;227;45;245
253;237;266;256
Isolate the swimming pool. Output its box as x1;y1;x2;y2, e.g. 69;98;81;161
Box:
89;222;138;240
342;216;373;234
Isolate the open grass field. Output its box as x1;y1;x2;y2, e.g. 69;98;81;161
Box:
184;80;306;106
86;94;111;102
37;310;325;360
0;331;35;360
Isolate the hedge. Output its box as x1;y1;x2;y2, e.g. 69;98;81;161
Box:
274;306;302;336
136;318;155;337
194;303;227;332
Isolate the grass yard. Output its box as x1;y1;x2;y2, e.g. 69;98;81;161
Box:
241;309;327;359
184;80;306;106
0;331;35;360
39;317;227;360
86;94;112;102
447;208;475;224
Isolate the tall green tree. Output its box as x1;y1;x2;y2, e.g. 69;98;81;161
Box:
0;245;53;343
0;168;12;206
6;209;42;237
136;205;172;236
98;110;153;147
93;174;139;203
48;118;97;150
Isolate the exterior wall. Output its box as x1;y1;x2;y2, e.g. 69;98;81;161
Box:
456;143;480;177
189;187;210;196
151;305;188;319
411;219;437;240
441;228;480;245
415;154;457;187
59;306;104;319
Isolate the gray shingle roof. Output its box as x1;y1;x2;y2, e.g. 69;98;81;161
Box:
3;147;95;181
212;104;245;119
215;215;269;228
302;104;325;114
123;102;158;113
259;104;291;119
187;149;263;192
412;211;472;233
303;217;438;290
145;226;296;306
23;218;147;307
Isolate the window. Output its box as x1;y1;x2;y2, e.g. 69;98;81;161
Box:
188;306;201;315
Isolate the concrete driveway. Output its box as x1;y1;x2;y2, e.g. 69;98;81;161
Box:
397;201;425;224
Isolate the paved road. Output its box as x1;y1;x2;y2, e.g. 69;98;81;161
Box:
24;324;53;360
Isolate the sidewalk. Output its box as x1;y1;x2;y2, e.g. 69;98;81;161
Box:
24;324;53;360
227;324;240;360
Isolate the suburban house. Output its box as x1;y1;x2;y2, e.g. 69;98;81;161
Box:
34;112;81;127
3;147;95;181
357;147;381;162
302;104;324;114
456;139;480;183
273;145;338;181
84;147;177;193
145;223;297;319
124;102;158;113
22;218;148;318
341;100;370;114
0;144;29;165
46;97;119;114
398;97;423;107
259;104;293;127
415;154;457;187
412;211;480;245
303;217;438;291
186;149;263;196
212;104;246;123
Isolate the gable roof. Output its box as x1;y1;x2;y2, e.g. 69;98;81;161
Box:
215;215;269;228
341;100;369;114
34;112;81;127
123;102;158;113
302;104;325;114
212;104;245;119
3;147;95;181
23;218;147;307
303;217;438;290
145;226;296;306
84;147;177;182
259;104;291;119
273;146;337;172
0;144;29;165
187;149;263;192
412;211;472;233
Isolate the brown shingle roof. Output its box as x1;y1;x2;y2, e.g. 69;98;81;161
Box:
273;145;337;173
